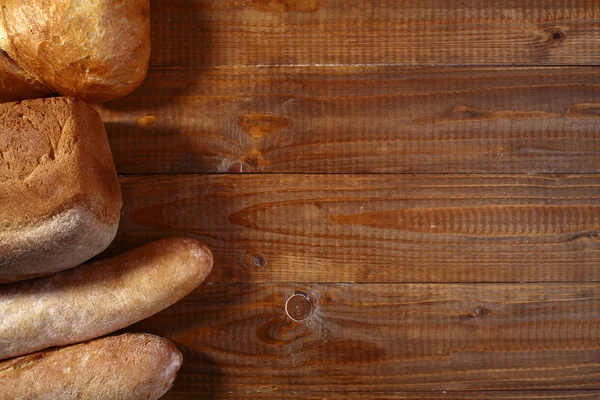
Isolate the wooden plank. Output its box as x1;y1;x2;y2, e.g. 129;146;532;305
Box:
162;391;600;399
97;66;600;174
106;174;600;283
128;283;600;393
147;0;600;67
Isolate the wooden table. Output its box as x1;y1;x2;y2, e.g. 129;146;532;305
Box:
95;1;600;398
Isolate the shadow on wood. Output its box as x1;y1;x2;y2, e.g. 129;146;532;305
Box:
93;3;231;396
95;1;222;173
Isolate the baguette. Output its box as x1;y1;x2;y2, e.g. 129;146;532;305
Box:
0;97;121;283
0;333;182;400
0;0;151;102
0;237;212;360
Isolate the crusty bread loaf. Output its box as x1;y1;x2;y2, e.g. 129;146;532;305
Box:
0;237;213;360
0;0;151;102
0;333;182;400
0;97;122;283
0;51;53;102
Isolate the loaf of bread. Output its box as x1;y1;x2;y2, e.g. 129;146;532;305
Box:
0;97;122;283
0;333;182;400
0;237;213;360
0;0;151;102
0;51;53;102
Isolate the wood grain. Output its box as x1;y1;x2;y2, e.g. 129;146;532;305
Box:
162;392;600;400
106;174;600;283
128;283;600;393
146;0;600;67
98;2;600;396
97;66;600;174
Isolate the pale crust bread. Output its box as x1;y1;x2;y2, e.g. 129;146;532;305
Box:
0;333;182;400
0;0;151;102
0;97;122;283
0;237;213;360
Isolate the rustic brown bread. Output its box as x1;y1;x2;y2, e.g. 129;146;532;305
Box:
0;0;151;102
0;333;182;400
0;237;213;360
0;97;121;283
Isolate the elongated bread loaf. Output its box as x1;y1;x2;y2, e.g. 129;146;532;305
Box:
0;237;212;360
0;0;151;102
0;333;182;400
0;97;121;283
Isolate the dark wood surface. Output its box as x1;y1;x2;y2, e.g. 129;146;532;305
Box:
107;174;600;283
130;283;600;393
145;0;600;67
97;66;600;174
98;0;600;397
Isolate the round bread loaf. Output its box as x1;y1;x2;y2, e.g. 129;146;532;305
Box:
0;0;151;102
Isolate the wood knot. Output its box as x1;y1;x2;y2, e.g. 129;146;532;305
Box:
253;255;267;267
285;291;313;322
468;307;491;318
545;27;565;43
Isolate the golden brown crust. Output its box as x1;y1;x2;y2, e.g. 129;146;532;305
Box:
0;97;122;282
0;237;213;360
0;333;182;400
0;0;151;102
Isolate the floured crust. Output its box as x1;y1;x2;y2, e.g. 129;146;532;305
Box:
0;333;182;400
0;97;122;282
0;206;118;283
0;237;213;360
0;0;151;102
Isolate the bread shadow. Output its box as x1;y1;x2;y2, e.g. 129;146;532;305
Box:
93;0;221;174
159;349;223;400
122;288;236;398
93;2;235;397
98;0;210;111
101;121;230;174
95;164;264;395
